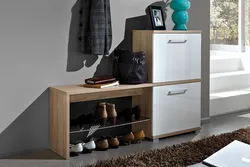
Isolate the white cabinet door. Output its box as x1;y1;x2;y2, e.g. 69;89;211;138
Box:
152;34;201;83
152;82;201;137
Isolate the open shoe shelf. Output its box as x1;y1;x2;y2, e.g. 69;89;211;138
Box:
50;80;201;159
70;116;150;134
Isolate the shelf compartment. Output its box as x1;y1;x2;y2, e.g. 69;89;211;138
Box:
70;116;150;134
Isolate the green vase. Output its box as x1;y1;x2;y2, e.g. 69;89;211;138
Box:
170;0;191;30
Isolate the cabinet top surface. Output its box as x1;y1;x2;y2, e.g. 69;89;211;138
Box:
50;79;201;95
133;30;202;34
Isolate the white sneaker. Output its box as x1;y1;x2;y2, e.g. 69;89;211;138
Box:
70;143;83;153
82;140;96;153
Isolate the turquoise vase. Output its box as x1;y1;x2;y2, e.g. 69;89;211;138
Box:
170;0;191;30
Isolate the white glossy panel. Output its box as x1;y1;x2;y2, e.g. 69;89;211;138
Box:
153;34;201;82
152;82;201;136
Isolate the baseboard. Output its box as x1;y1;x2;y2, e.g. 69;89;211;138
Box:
0;147;47;159
201;117;210;123
210;108;250;118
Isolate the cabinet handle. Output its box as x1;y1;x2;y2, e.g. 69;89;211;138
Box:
168;40;187;44
167;89;188;96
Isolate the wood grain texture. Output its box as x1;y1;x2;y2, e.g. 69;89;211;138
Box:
71;88;143;103
50;79;201;96
133;30;153;82
50;88;70;160
133;30;202;34
132;87;153;139
152;127;201;139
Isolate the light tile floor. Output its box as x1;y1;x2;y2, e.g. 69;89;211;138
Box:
1;110;250;167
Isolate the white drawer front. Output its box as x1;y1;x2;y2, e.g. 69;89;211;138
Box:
153;34;201;83
152;82;201;136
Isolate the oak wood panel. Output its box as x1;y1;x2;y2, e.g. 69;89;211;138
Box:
50;79;201;96
50;88;70;160
152;127;201;139
133;30;202;34
133;30;153;82
132;87;153;139
70;88;143;103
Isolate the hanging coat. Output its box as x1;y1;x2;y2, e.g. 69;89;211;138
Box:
79;0;112;55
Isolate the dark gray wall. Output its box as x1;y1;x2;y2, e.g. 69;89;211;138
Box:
188;0;210;118
0;0;210;156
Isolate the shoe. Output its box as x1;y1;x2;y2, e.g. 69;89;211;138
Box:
95;138;109;151
69;143;83;156
133;130;145;143
118;132;135;145
118;108;133;122
107;136;119;148
132;106;141;120
82;140;96;153
95;102;108;126
70;113;94;129
106;103;117;125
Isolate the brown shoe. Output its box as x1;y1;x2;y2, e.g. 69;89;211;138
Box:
107;136;119;148
118;132;135;145
106;103;117;125
133;130;145;143
95;102;108;126
95;138;109;151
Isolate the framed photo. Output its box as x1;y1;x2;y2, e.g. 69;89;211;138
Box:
148;6;166;30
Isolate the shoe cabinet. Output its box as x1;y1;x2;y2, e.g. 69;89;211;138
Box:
49;30;201;160
132;30;201;140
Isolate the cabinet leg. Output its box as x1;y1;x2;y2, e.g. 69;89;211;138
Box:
153;139;159;143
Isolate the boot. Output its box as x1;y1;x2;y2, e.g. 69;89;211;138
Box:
106;103;117;125
96;103;108;126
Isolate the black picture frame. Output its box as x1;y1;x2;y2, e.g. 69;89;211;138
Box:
148;6;166;30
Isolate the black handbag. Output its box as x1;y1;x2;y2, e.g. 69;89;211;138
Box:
113;49;148;84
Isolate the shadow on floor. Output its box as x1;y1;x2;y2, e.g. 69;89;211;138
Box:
5;149;63;160
0;89;50;159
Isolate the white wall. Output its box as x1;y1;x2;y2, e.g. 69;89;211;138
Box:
0;0;209;155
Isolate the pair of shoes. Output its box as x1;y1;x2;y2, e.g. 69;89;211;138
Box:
70;113;93;129
95;136;119;150
95;102;117;125
118;105;141;122
70;140;96;156
118;130;145;145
